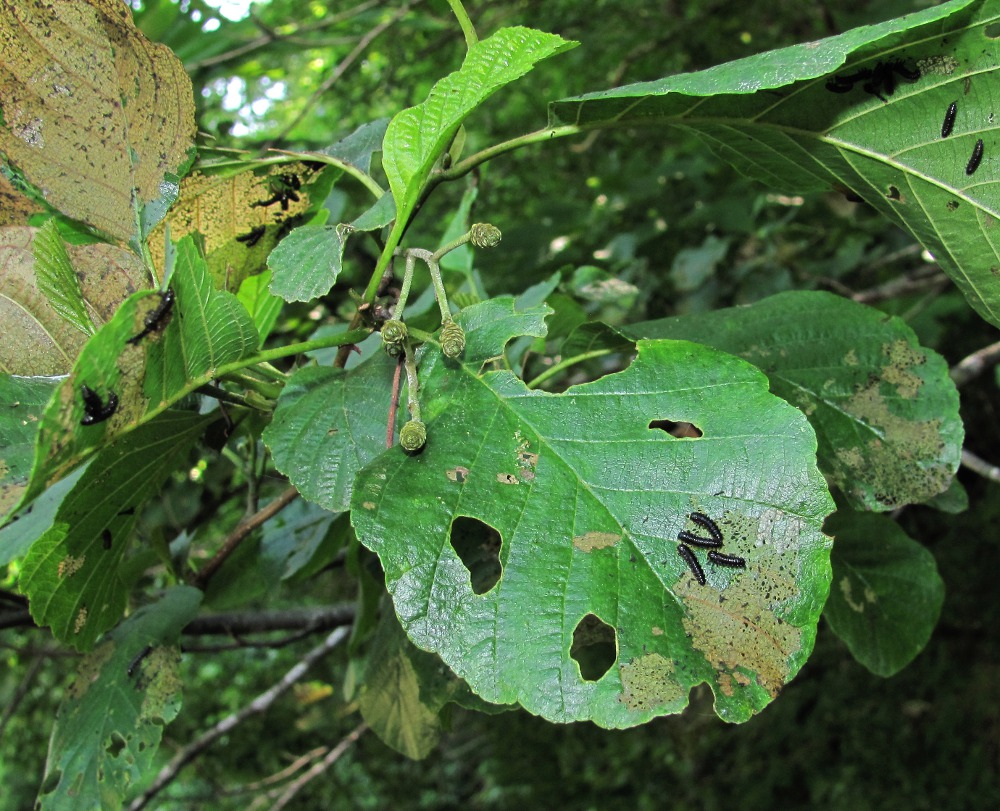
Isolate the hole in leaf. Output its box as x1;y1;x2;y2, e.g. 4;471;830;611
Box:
886;185;901;201
571;614;617;681
450;517;502;594
649;419;703;438
986;22;1000;38
106;732;127;758
40;769;61;795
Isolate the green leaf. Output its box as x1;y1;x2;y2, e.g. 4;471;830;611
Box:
20;410;216;649
0;0;196;246
319;118;390;176
383;26;576;227
626;291;963;511
824;511;944;677
237;268;283;342
32;220;94;338
267;223;355;302
549;0;1000;327
262;352;398;513
0;374;60;519
36;586;202;811
21;235;259;505
352;298;834;726
360;607;490;760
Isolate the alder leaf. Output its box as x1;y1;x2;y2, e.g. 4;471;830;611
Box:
549;0;1000;327
627;291;963;511
0;0;196;245
36;586;202;811
352;298;834;726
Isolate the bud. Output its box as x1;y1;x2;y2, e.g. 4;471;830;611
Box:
400;419;427;451
469;223;501;249
439;319;466;358
381;319;407;357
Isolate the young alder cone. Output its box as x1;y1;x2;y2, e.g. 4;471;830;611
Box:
400;419;427;451
381;319;407;357
439;319;466;358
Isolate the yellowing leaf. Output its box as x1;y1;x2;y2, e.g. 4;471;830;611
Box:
0;0;196;244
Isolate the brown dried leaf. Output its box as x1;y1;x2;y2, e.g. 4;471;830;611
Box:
0;0;195;243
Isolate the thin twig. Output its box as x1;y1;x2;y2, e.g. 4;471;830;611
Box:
0;656;43;740
387;355;404;448
960;449;1000;483
183;605;355;639
187;0;382;71
268;722;369;811
129;626;350;811
950;339;1000;387
192;486;299;590
227;746;327;799
265;2;418;147
851;268;949;304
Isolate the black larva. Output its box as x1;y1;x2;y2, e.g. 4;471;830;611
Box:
127;288;175;345
707;550;747;569
689;512;723;544
235;225;266;247
677;543;706;585
80;385;118;426
127;645;153;678
966;138;984;175
677;529;723;549
941;101;957;138
102;529;112;550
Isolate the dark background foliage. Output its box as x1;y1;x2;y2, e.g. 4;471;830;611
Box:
2;0;998;807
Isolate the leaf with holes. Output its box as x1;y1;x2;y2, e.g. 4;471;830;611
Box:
549;0;1000;326
36;586;201;811
351;298;834;726
0;0;196;246
626;291;963;511
824;511;944;676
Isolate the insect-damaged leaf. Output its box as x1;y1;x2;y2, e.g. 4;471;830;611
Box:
352;298;834;726
19;236;258;507
549;0;1000;328
19;411;216;649
36;586;201;811
626;291;963;511
0;0;196;245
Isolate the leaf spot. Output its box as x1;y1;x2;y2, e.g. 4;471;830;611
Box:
57;555;85;578
446;466;470;483
573;531;620;552
496;472;519;484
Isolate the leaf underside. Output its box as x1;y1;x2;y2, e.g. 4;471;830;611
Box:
551;0;1000;326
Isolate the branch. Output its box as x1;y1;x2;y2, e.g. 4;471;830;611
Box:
192;485;299;589
950;339;1000;387
129;626;350;811
182;604;355;639
268;722;369;811
960;449;1000;483
265;2;419;147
